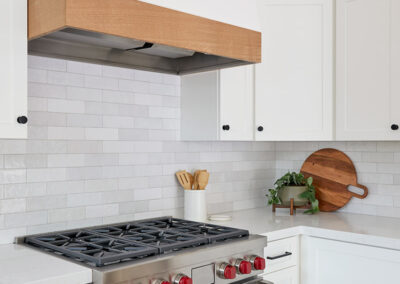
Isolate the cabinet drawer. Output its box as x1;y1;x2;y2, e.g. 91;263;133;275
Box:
264;236;298;274
263;266;299;284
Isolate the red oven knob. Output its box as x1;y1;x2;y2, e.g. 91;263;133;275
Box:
246;255;266;270
217;263;236;279
234;259;252;274
172;274;192;284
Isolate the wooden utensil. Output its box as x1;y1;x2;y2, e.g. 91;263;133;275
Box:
193;170;206;190
175;171;192;190
300;148;368;212
198;171;209;190
186;172;194;189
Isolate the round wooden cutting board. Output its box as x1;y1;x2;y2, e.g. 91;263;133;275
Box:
300;148;368;212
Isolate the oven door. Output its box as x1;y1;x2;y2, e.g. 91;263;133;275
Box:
240;277;274;284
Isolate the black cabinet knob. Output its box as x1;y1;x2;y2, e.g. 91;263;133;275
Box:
258;126;264;132
222;125;230;131
391;124;399;130
17;116;28;124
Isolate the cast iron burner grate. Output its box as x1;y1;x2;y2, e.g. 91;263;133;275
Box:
24;217;249;267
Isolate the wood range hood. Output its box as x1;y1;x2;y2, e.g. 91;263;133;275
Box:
28;0;261;74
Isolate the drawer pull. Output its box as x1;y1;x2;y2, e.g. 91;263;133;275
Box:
266;251;292;260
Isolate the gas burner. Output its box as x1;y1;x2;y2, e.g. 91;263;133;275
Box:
24;216;249;267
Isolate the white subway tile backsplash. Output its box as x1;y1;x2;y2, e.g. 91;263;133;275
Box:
29;83;66;99
119;79;149;93
85;75;118;90
67;86;102;102
48;154;85;168
85;128;118;141
28;56;66;71
67;114;103;128
134;70;163;83
48;99;85;114
27;168;66;183
28;112;67;127
4;183;46;198
67;192;103;207
47;180;85;195
119;129;149;141
3;55;400;245
135;118;163;129
67;61;102;76
102;66;134;80
149;83;176;96
5;211;47;228
86;204;119;218
67;141;102;154
28;68;47;83
0;199;26;214
103;90;135;104
28;97;48;112
26;195;67;211
48;127;85;140
48;71;84;87
85;179;119;192
103;116;134;129
134;188;162;201
149;107;179;119
0;170;27;184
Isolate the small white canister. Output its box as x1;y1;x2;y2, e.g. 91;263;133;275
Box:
184;190;207;222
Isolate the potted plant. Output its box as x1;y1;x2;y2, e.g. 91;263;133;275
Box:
267;172;319;214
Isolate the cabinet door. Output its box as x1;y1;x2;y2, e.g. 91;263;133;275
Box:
263;266;299;284
301;236;400;284
220;65;254;141
336;0;400;140
0;0;27;139
181;71;219;141
255;0;333;141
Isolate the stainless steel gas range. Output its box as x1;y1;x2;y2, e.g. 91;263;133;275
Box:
20;217;268;284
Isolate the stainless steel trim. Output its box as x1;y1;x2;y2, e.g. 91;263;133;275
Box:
91;235;267;284
28;28;250;75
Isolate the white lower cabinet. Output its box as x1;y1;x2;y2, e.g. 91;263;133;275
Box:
262;236;299;284
263;266;299;284
301;236;400;284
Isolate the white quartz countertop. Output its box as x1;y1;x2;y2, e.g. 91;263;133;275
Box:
210;207;400;250
0;244;92;284
3;208;400;284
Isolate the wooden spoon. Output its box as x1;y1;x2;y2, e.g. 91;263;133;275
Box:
186;172;194;190
198;171;209;190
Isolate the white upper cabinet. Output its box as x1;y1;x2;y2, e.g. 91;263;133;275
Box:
0;0;27;139
336;0;400;140
255;0;334;141
181;66;254;141
219;66;254;141
138;0;261;31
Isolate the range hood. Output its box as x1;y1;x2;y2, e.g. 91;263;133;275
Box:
28;0;261;74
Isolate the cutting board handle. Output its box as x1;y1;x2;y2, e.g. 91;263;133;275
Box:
348;184;368;199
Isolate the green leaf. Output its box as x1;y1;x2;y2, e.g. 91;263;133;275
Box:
307;176;313;186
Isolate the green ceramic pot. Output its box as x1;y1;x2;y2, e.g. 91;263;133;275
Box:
278;185;308;206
